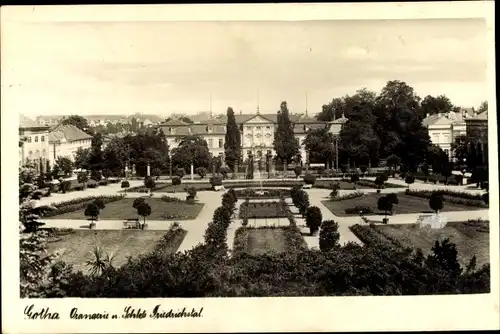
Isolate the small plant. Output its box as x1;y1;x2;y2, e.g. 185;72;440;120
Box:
330;182;341;199
377;196;393;223
77;172;89;189
195;167;207;179
294;165;302;178
429;192;444;214
175;168;186;179
405;175;415;189
84;203;100;228
305;206;322;235
144;176;156;194
132;197;146;209
210;176;223;188
386;193;399;205
219;166;231;179
93;198;106;210
172;177;182;186
359;165;368;176
303;173;316;185
136;201;152;229
374;176;385;189
186;186;197;198
350;174;360;183
121;180;130;193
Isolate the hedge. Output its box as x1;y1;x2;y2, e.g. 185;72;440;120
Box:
344;206;373;215
355;179;405;189
151;223;187;258
404;190;488;208
43;195;125;217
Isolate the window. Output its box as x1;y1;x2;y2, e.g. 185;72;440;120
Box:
256;126;261;131
247;150;252;156
266;126;271;131
42;149;46;157
208;138;213;148
295;137;300;145
28;137;32;143
41;136;45;142
218;139;223;148
35;136;38;142
267;150;272;155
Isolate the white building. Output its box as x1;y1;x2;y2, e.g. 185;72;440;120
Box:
19;114;51;173
422;110;469;159
48;124;93;165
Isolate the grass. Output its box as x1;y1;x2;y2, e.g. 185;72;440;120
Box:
239;201;289;219
45;229;187;273
47;198;204;220
356;221;489;267
236;228;289;255
321;193;484;217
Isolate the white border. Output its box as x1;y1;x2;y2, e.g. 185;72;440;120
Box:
1;2;498;333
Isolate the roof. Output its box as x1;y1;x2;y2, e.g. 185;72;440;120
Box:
48;124;93;143
19;114;49;129
293;122;327;134
466;110;488;121
160;118;189;126
330;115;349;124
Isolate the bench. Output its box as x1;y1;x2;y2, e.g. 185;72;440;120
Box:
123;218;140;229
416;214;433;225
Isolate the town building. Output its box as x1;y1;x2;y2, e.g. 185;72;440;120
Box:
157;110;338;164
48;124;93;165
35;115;65;126
465;110;488;167
19;114;51;173
422;109;470;159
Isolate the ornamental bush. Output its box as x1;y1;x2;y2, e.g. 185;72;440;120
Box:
429;192;444;214
172;177;182;186
305;206;322;235
350;174;360;183
303;173;316;185
319;220;340;252
210;176;223;187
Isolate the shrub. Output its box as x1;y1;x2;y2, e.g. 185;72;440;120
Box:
160;195;182;203
175;168;186;179
186;187;197;198
405;190;488;208
186;197;196;205
144;176;156;191
60;180;72;193
482;193;488;205
359;165;368;176
374;176;385;189
429;192;444;214
42;195;125;217
219;166;231;179
210;176;223;187
93;198;106;210
350;174;360;183
98;180;108;186
87;183;97;189
319;220;340;252
294;166;302;178
386;193;399;205
74;186;84;191
405;175;415;188
329;182;341;199
344;206;373;215
377;196;393;218
133;197;146;210
305;206;322;234
90;170;102;182
121;180;130;192
303;173;316;185
84;203;100;222
195;167;208;179
172;177;182;186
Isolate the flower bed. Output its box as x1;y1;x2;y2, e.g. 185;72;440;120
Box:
355;179;405;189
330;191;365;201
232;225;306;256
345;206;373;215
233;188;291;199
43;195;125;217
151;223;188;257
239;201;290;219
404;189;488;208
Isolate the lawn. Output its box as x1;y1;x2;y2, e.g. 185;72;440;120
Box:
321;193;483;217
45;229;187;273
239;201;289;219
234;228;289;255
354;220;489;267
47;198;205;220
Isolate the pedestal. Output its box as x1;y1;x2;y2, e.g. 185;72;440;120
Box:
191;163;194;180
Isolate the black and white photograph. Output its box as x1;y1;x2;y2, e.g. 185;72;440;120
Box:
2;2;498;333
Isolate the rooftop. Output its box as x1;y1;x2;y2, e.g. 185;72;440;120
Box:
48;124;93;143
19;114;50;130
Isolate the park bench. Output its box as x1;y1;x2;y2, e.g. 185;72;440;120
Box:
123;218;140;229
302;184;312;189
416;214;433;225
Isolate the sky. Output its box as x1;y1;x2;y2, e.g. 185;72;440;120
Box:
3;18;489;118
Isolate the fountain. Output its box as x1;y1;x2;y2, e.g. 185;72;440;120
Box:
255;158;265;195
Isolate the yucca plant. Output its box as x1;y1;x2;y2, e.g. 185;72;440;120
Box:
85;246;115;277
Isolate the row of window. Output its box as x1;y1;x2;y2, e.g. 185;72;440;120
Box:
207;138;224;148
245;126;272;131
26;135;45;143
27;149;47;157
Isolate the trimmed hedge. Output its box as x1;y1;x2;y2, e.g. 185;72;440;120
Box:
43;195;125;217
344;206;373;215
160;195;184;203
151;222;187;258
355;179;405;189
404;189;488;208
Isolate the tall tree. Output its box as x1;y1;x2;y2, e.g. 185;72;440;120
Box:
303;128;336;167
420;95;454;119
61;115;90;133
74;147;91;170
88;133;104;171
273;101;299;172
224;107;241;171
451;135;468;168
171;135;211;172
477;100;488;113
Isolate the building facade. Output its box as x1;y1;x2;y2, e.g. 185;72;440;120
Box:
422;110;469;159
157;112;333;164
465;110;488;167
19;115;51;173
48;124;93;164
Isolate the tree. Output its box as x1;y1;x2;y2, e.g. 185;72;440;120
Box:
273;101;299;173
305;206;322;235
377;196;393;221
429;192;444;214
425;238;462;279
319;220;340;252
144;176;156;194
88;133;104;171
386;154;401;176
90;169;102;183
477;100;488;114
54;157;73;176
441;162;453;185
121;180;130;193
171;135;211;172
421;163;430;182
303;173;316;185
386;193;399;205
196;167;207;179
74;147;91;170
133;197;145;210
224;107;242;171
420;95;454;119
61;115;90;133
450;135;468;167
84;203;100;224
294;165;302;178
303;128;336;167
77;172;89;188
93;198;106;210
136;201;152;227
405;175;415;188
